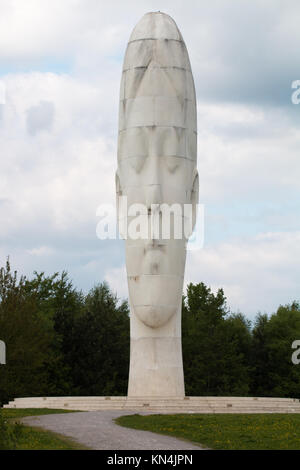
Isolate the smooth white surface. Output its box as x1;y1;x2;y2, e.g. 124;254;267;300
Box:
117;12;198;396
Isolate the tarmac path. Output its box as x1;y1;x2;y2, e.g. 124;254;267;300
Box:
22;410;205;450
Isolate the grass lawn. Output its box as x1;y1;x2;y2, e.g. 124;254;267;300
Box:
115;413;300;450
1;408;80;420
1;408;88;450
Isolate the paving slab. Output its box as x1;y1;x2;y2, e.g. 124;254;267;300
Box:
21;411;204;450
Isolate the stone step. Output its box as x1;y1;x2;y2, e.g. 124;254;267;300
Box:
10;395;299;401
5;397;300;402
5;401;299;404
8;398;300;405
4;396;300;413
4;405;300;413
7;401;300;407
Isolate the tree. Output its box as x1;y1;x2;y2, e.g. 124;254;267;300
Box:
0;259;51;404
0;260;130;402
182;282;251;396
24;271;84;395
68;283;130;395
250;303;300;397
1;257;299;401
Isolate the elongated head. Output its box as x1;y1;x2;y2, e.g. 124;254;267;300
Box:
117;12;198;328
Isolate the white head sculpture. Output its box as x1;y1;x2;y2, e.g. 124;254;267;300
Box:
116;12;198;396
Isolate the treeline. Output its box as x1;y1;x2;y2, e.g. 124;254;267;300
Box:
0;259;299;404
0;260;130;405
182;283;300;397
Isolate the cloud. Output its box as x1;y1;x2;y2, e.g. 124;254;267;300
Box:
0;71;121;287
197;102;300;204
104;265;128;300
185;231;300;318
0;1;299;316
26;100;55;135
27;245;55;256
1;0;299;107
102;231;300;319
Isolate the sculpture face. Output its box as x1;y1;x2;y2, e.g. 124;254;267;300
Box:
116;12;198;329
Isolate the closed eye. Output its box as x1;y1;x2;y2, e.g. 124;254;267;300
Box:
129;155;146;173
165;156;180;173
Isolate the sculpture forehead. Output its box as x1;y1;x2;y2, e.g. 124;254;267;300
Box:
129;11;183;41
119;67;197;133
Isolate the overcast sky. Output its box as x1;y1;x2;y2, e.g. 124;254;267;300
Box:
0;0;299;319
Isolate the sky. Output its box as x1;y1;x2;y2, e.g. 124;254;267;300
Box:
0;0;299;319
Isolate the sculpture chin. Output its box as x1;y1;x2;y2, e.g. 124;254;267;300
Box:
134;305;177;328
128;273;183;328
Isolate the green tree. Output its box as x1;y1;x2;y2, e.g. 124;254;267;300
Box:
2;256;299;401
0;261;130;402
182;282;251;396
24;271;83;395
250;303;300;397
67;283;130;396
0;259;51;404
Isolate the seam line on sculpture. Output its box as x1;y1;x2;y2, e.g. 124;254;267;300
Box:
122;66;190;72
117;183;194;189
118;155;193;161
119;97;194;103
122;211;193;217
117;159;196;165
133;304;180;308
119;126;197;132
128;38;184;44
128;275;184;279
123;66;192;72
126;246;184;250
118;155;195;164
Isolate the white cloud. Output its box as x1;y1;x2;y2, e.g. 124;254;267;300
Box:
104;265;128;300
185;231;300;318
26;100;55;135
101;231;300;318
197;102;300;203
27;245;55;256
0;72;117;239
0;1;299;317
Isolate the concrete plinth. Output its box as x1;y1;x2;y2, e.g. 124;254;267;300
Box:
4;396;300;414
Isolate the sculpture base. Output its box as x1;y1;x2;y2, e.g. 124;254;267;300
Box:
128;336;185;397
4;396;300;413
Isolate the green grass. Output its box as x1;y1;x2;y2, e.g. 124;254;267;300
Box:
1;408;80;420
12;424;88;450
115;413;300;450
1;408;88;450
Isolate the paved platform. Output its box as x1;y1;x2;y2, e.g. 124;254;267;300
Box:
5;396;300;413
21;411;204;450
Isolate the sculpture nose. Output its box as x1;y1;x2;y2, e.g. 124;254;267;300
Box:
145;184;163;244
145;155;162;209
145;184;162;210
